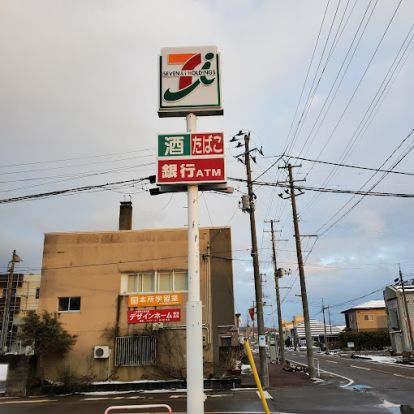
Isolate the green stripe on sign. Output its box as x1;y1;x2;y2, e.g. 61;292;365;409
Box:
158;134;191;157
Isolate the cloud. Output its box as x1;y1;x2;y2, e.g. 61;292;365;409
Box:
0;0;413;328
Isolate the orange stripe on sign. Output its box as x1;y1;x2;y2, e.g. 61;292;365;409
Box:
168;53;195;65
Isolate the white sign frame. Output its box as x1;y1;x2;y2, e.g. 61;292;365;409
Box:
158;46;223;117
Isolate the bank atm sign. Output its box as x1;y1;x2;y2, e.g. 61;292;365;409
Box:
157;132;226;185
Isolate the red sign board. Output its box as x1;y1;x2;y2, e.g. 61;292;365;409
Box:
157;157;225;184
128;308;181;324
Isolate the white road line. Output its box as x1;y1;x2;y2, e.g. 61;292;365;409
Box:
288;358;354;387
125;396;145;399
326;360;338;364
393;373;414;379
84;397;113;401
319;368;355;388
256;390;273;400
350;365;371;371
0;399;57;405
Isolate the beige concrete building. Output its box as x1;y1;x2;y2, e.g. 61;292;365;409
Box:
341;300;387;332
38;220;236;382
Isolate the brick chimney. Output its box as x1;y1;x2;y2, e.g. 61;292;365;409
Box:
119;201;132;230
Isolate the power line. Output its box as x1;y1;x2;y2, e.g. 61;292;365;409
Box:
0;176;152;204
289;0;356;156
281;0;332;154
316;127;414;236
0;147;152;170
229;177;414;198
295;0;378;158
264;154;414;176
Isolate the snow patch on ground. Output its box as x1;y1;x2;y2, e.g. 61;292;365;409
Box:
364;355;398;364
91;379;180;385
82;390;144;396
352;354;398;364
241;364;252;375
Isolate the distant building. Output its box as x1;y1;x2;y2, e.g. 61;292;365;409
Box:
0;273;41;354
38;203;236;382
384;282;414;354
341;300;387;332
291;319;342;349
282;315;304;337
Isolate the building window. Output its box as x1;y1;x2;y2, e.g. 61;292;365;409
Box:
364;315;374;321
115;336;156;366
124;271;187;294
158;272;173;292
35;288;40;299
174;271;188;291
58;297;81;312
128;272;155;293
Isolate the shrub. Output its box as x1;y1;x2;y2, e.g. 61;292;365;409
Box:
339;330;390;350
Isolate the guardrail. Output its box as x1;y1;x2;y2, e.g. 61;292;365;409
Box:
104;404;173;414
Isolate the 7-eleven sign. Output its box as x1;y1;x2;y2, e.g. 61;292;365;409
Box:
158;46;223;117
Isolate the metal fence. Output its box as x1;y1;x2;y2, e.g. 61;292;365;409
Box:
115;336;156;367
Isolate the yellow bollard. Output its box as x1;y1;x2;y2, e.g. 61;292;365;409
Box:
244;339;270;414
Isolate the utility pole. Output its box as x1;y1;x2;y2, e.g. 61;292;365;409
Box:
268;219;286;365
282;164;315;378
0;250;20;353
322;299;328;352
252;301;255;343
328;306;332;334
399;265;414;351
242;132;269;387
185;113;205;413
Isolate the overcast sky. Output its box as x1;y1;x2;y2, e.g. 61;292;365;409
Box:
1;0;413;327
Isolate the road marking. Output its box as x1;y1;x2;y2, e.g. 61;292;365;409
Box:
84;397;113;401
0;399;57;405
326;360;338;364
256;390;273;400
350;365;371;371
393;373;414;379
288;358;354;387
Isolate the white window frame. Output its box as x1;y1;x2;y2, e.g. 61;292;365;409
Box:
121;270;188;294
58;296;81;313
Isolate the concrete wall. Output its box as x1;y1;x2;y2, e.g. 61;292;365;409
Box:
38;227;234;382
6;355;36;397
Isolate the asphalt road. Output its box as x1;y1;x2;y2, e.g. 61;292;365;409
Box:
0;386;396;414
287;350;414;405
1;353;413;414
0;389;280;414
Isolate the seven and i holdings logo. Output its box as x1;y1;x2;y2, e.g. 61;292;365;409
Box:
159;46;221;111
162;51;216;101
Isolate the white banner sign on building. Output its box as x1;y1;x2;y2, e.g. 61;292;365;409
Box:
158;46;223;118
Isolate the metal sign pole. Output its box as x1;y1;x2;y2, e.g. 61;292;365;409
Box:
186;113;205;413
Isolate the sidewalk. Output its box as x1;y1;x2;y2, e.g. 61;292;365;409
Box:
249;359;391;413
267;361;311;389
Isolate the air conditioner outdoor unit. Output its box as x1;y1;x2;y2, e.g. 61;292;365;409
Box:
94;345;110;359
